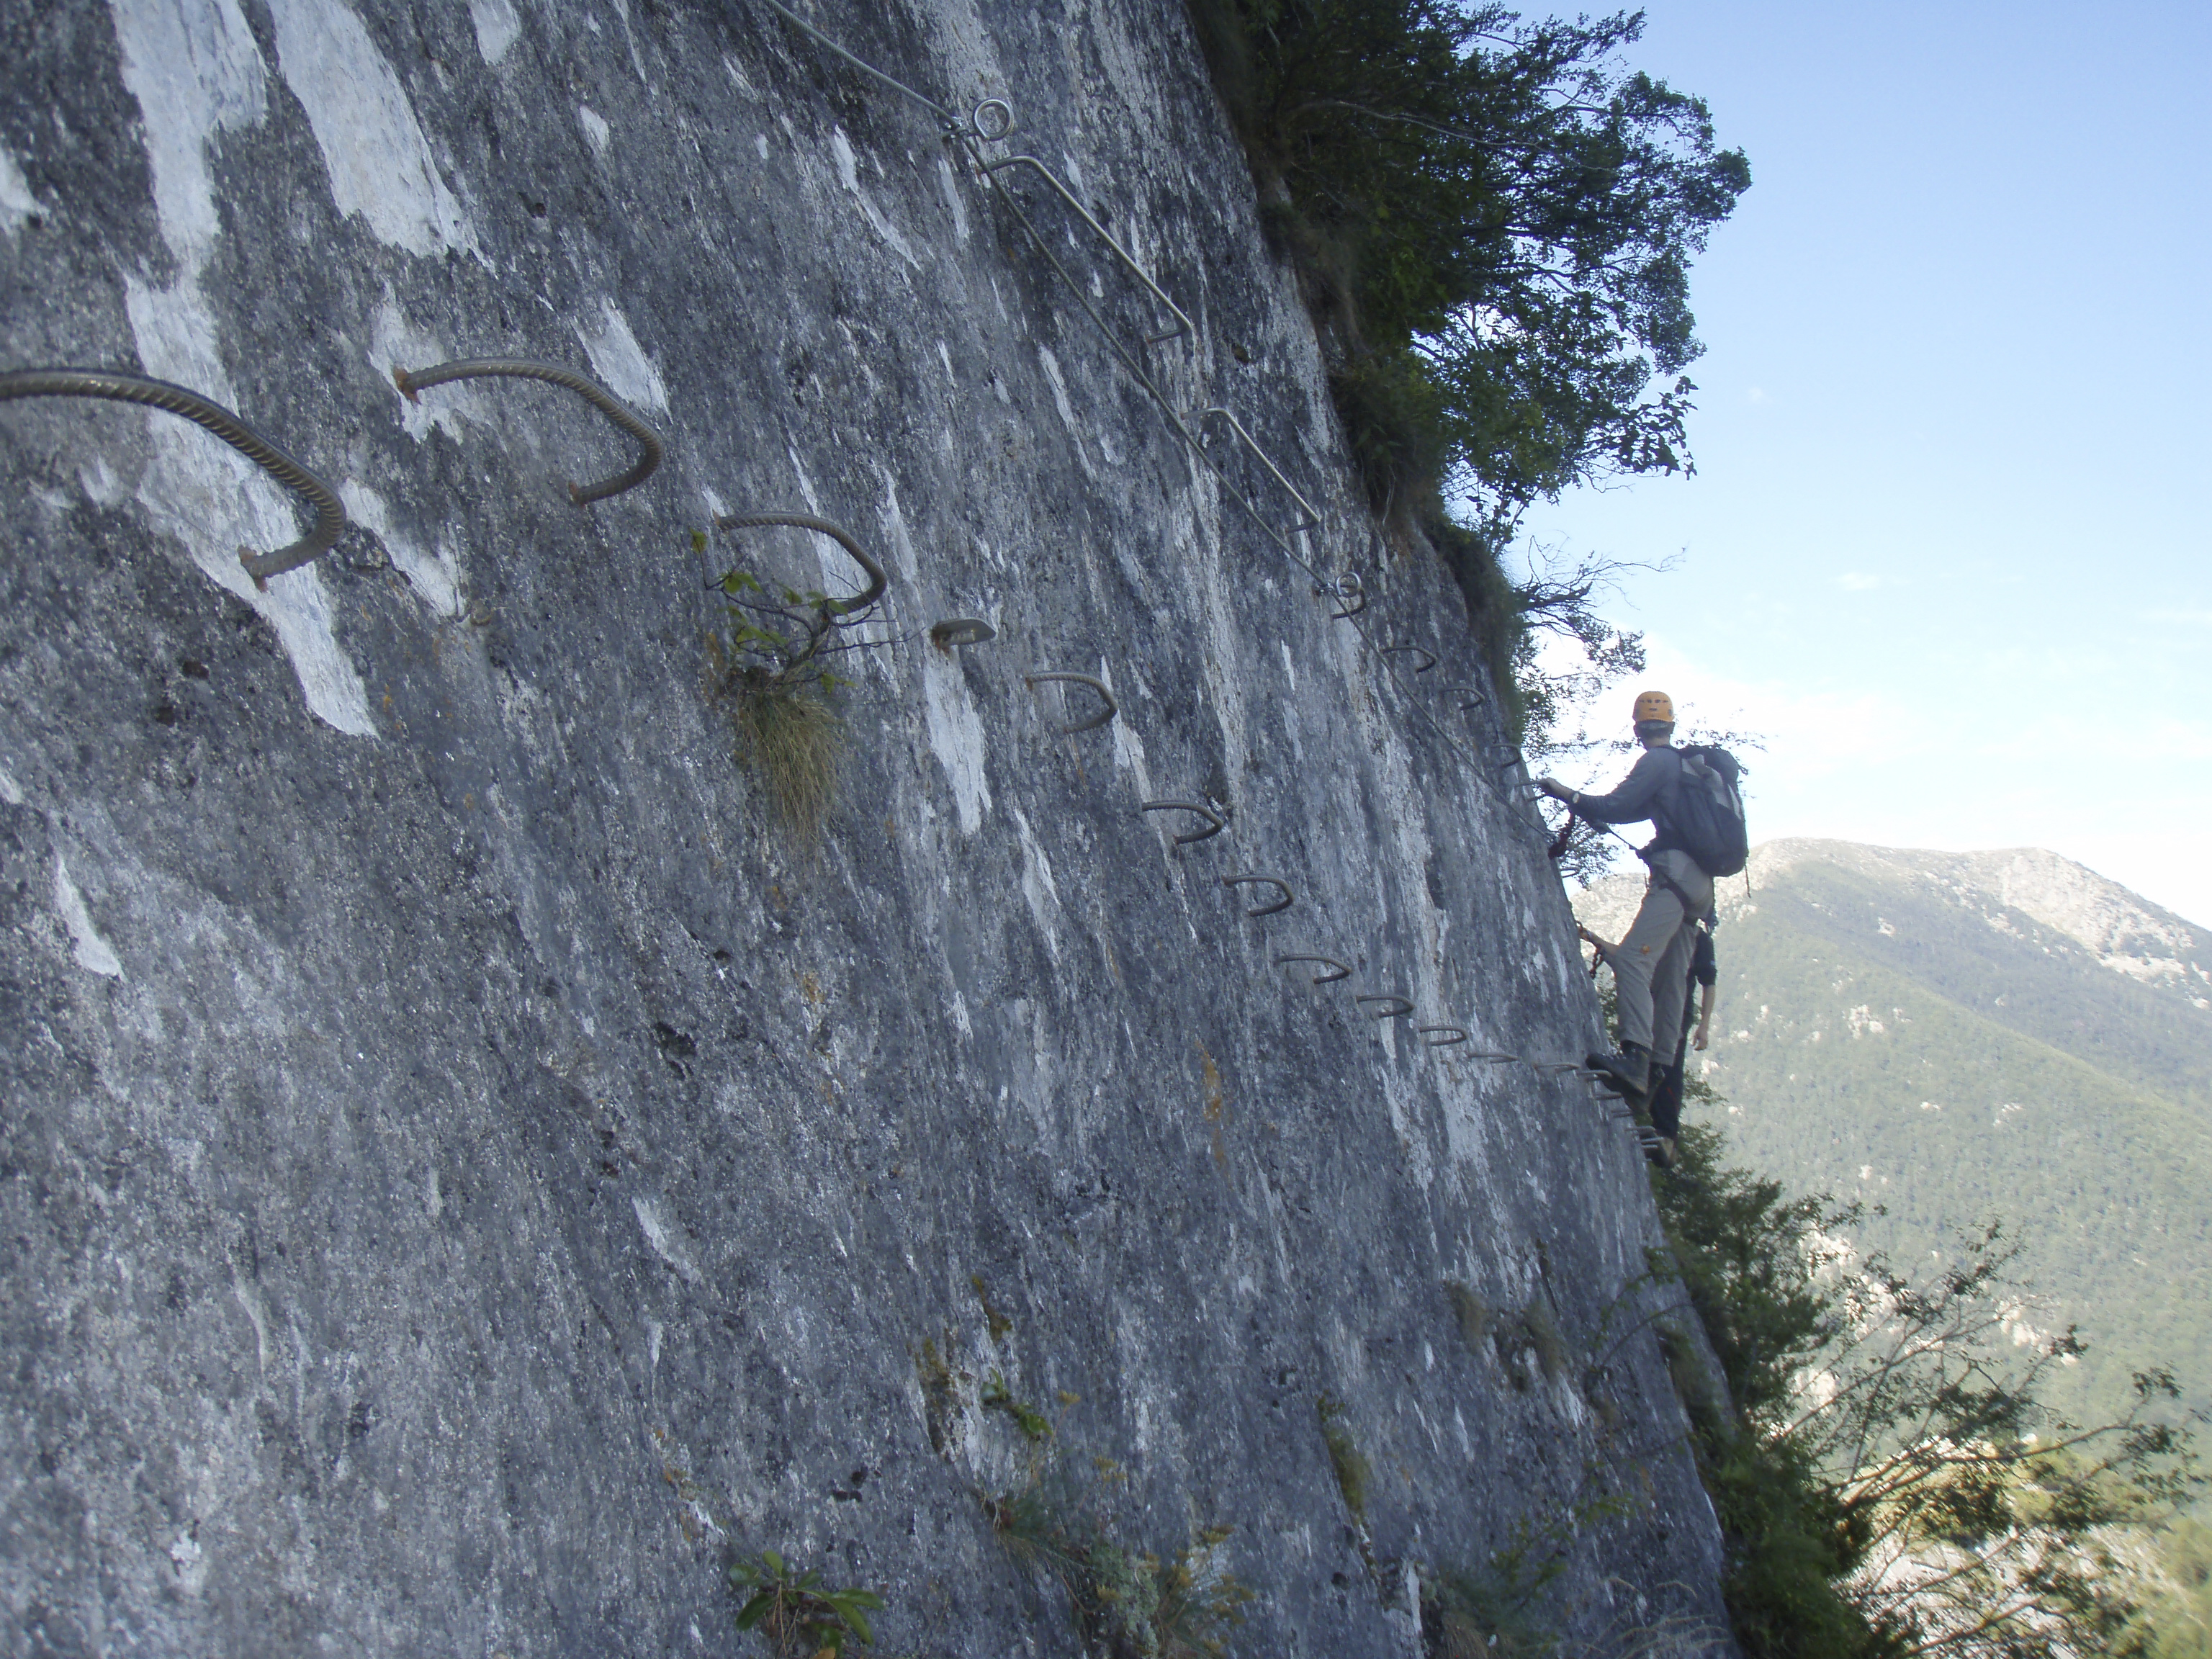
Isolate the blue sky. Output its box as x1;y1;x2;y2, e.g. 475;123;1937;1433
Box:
1517;0;2212;926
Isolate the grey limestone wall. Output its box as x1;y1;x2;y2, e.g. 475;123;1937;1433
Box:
0;0;1732;1653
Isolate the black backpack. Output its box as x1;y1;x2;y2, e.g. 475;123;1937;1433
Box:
1670;745;1748;878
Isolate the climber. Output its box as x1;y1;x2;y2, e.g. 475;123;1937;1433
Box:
1586;915;1717;1166
1536;690;1714;1103
1647;917;1717;1165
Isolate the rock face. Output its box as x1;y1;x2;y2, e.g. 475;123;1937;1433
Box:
0;3;1730;1653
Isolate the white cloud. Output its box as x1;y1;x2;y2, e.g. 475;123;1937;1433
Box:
1835;571;1884;591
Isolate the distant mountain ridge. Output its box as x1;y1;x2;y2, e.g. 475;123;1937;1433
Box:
1575;840;2212;1421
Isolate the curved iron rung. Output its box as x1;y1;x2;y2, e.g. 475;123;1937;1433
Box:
714;511;888;620
1419;1025;1470;1047
1452;684;1487;711
1356;994;1414;1020
1;367;346;584
981;156;1194;346
1382;643;1437;674
1222;873;1293;917
1532;1062;1583;1074
1473;1053;1521;1064
393;358;662;506
1274;953;1351;984
1192;408;1321;532
1025;671;1118;734
1140;799;1225;845
930;617;996;649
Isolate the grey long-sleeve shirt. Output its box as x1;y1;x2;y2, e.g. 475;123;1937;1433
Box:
1572;745;1682;852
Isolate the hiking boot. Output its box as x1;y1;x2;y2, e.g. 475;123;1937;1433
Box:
1645;1135;1678;1170
1586;1043;1651;1100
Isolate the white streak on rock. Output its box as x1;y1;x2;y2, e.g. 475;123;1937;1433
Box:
265;0;475;257
922;647;990;835
53;855;124;979
467;0;521;63
341;479;461;616
631;1195;701;1283
578;105;611;155
574;297;669;413
935;154;969;244
828;127;919;269
0;767;22;806
125;279;376;736
109;0;267;272
1011;807;1063;963
110;0;366;733
1035;347;1094;478
0;145;37;234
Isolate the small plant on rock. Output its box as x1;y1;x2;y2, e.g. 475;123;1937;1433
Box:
1316;1393;1372;1524
987;1450;1254;1658
701;529;894;842
728;1549;885;1658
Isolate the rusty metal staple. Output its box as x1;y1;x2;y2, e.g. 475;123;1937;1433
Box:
714;512;887;619
1140;799;1225;845
392;358;662;505
1274;953;1351;984
1024;671;1118;734
1355;994;1414;1020
1221;874;1293;916
1;367;345;584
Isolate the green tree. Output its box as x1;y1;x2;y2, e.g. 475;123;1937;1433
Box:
1651;1120;2206;1658
1191;1;1749;519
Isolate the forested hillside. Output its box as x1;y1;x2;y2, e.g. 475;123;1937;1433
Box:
1580;840;2212;1424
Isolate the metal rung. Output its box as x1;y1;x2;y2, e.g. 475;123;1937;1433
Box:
930;617;995;648
715;512;887;620
395;357;662;508
1222;874;1293;917
1381;644;1437;673
1418;1025;1469;1047
1356;994;1413;1020
1025;671;1117;734
1274;953;1350;984
1141;799;1225;845
1;367;346;585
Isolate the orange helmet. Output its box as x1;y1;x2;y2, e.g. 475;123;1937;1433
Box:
1632;689;1676;724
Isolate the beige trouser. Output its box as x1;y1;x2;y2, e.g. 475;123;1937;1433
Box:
1611;849;1714;1056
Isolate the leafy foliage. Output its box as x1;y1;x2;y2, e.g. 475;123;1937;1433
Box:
981;1370;1054;1442
1190;0;1746;727
1647;1120;2205;1657
1196;0;1748;513
987;1452;1254;1658
729;1550;886;1658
